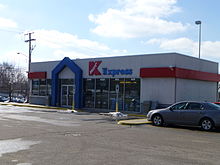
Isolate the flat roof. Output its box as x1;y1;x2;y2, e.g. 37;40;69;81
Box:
31;52;218;65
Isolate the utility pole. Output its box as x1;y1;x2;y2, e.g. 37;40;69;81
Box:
25;32;36;73
24;32;36;102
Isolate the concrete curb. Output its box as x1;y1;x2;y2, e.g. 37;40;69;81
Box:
128;114;146;118
0;102;146;118
118;119;152;125
0;102;68;110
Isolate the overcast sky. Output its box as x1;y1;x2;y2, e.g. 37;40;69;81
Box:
0;0;219;71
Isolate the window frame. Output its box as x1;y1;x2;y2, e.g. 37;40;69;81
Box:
170;102;187;111
186;102;204;110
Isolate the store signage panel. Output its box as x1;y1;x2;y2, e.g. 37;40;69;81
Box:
89;61;133;77
89;61;102;75
102;68;132;77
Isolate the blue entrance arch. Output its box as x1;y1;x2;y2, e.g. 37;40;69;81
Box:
51;57;83;109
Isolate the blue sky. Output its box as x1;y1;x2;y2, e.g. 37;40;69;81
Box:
0;0;219;71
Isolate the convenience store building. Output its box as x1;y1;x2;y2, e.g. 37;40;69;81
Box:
28;53;220;112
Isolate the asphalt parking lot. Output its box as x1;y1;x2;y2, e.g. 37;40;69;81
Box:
1;105;220;165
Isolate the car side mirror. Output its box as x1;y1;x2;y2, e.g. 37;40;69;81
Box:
169;107;173;111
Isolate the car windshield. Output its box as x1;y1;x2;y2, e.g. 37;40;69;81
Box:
204;103;220;110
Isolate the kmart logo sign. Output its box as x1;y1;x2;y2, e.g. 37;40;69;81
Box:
89;61;133;77
89;61;102;75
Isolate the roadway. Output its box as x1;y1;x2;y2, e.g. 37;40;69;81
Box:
0;105;220;165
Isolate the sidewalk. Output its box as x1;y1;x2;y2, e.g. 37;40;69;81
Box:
0;102;150;125
0;102;68;110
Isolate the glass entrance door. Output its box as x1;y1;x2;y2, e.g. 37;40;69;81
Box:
61;85;74;107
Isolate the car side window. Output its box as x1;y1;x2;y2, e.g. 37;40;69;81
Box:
170;102;187;110
186;103;204;110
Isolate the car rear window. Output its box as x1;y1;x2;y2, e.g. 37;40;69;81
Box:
204;103;220;110
186;103;204;110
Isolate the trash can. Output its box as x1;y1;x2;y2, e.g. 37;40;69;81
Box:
141;101;152;114
150;101;158;110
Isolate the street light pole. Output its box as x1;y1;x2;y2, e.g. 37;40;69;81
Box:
195;20;202;59
17;52;29;102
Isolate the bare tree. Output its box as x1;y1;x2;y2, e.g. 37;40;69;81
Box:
0;62;28;101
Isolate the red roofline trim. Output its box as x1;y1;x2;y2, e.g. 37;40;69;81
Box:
28;72;47;79
140;67;220;82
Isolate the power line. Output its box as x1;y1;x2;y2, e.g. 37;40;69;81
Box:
0;28;23;34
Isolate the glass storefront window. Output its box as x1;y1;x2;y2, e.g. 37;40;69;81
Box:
47;79;51;95
39;79;47;96
109;79;124;111
95;79;109;109
42;77;140;111
32;79;52;96
83;79;95;108
32;79;39;95
124;78;140;111
82;78;140;112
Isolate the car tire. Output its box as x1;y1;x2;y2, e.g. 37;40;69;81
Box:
152;114;163;126
200;118;214;131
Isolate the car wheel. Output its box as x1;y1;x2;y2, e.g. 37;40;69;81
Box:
200;118;214;131
152;114;163;126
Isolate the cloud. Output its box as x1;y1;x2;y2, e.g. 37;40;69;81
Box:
147;37;196;53
53;50;92;59
31;29;127;62
0;50;28;70
0;3;17;28
0;17;17;28
118;0;181;17
35;29;110;51
201;41;220;60
146;37;220;61
53;49;128;60
0;4;7;9
89;0;188;38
